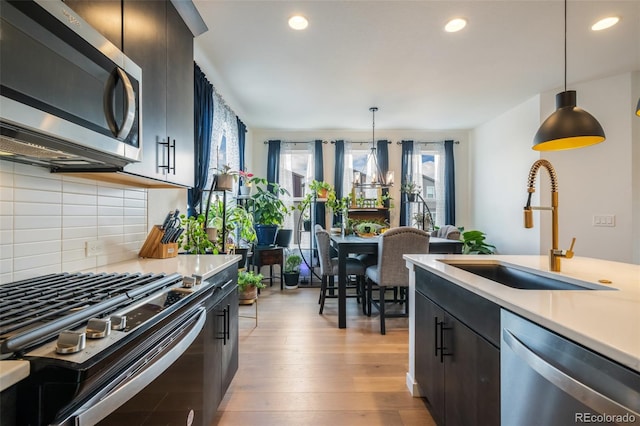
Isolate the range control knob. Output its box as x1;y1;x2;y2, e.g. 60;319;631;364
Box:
56;330;86;354
86;318;111;339
110;315;127;331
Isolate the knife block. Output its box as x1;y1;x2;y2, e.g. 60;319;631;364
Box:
139;225;179;259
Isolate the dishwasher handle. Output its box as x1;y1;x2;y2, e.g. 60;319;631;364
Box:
62;307;207;426
503;328;640;418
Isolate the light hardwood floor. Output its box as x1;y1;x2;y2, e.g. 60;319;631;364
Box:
212;284;436;426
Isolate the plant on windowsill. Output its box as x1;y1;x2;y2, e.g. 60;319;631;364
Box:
237;270;266;304
283;252;302;289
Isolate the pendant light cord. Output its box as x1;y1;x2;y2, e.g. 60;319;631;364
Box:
564;0;567;92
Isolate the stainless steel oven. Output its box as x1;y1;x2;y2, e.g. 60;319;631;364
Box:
0;267;237;426
0;0;142;170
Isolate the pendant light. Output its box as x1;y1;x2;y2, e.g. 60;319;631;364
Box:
533;0;605;151
353;107;394;188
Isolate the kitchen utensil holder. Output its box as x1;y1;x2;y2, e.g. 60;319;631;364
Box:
139;225;179;259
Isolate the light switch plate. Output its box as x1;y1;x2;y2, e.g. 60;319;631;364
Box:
593;215;615;227
85;240;105;256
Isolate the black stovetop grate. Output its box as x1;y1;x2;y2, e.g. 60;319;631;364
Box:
0;271;183;354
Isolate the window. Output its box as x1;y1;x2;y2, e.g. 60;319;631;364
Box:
418;146;445;227
279;144;314;233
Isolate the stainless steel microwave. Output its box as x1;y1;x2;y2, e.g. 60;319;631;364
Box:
0;0;142;171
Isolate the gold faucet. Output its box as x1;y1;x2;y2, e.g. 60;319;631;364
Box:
524;159;576;272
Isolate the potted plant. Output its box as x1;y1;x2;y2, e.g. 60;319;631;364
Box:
283;252;302;289
214;164;238;191
178;214;216;254
248;176;292;246
308;180;332;199
401;181;421;202
238;169;254;196
237;270;265;304
461;230;496;254
228;205;256;268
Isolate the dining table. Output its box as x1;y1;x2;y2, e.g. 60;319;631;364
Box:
329;233;464;328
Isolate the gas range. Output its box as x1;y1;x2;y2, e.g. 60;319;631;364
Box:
0;271;191;359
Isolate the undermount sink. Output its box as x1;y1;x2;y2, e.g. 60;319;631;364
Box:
439;261;615;291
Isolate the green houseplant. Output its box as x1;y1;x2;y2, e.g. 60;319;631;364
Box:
238;270;265;304
461;230;496;254
283;252;303;289
178;214;215;254
248;176;292;246
401;181;421;202
308;180;332;198
213;163;238;191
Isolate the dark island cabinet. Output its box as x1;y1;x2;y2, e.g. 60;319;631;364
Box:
65;0;194;187
415;267;501;426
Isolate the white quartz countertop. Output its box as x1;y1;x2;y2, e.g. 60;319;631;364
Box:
404;254;640;372
81;254;241;281
0;361;29;391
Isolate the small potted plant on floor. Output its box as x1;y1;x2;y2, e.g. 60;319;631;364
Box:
283;252;303;289
238;270;265;304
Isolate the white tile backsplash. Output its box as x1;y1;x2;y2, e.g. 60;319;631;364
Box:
0;161;148;283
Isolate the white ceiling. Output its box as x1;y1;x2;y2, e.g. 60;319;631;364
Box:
192;0;640;131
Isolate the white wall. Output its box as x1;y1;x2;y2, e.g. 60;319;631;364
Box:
246;129;470;228
469;71;639;263
469;96;542;255
540;72;638;263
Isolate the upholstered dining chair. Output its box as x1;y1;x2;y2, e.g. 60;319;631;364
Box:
365;227;430;334
314;225;366;315
431;224;461;240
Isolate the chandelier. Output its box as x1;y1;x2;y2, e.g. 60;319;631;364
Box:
353;107;394;188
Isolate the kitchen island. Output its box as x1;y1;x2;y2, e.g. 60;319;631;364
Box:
403;254;640;425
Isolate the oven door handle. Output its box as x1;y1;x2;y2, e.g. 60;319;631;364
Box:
65;307;206;426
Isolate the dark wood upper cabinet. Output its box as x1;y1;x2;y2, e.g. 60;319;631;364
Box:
64;0;195;187
63;0;123;49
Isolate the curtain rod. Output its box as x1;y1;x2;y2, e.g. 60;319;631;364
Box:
263;140;328;145
330;140;392;145
395;140;460;145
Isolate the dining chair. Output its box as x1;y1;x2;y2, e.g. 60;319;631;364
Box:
314;226;366;315
365;227;430;334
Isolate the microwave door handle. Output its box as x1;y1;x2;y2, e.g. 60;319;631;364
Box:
63;307;206;426
502;329;640;417
103;67;136;140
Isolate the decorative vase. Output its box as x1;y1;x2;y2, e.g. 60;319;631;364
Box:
255;224;278;246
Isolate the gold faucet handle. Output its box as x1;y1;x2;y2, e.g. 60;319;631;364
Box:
565;237;576;259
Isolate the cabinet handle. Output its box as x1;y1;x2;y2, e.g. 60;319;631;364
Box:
225;304;231;343
434;317;440;357
169;136;176;175
438;320;453;363
157;137;170;174
216;308;226;344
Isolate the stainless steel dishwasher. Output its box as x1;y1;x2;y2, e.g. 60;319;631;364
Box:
501;309;640;426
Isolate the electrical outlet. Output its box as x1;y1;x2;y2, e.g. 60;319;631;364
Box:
85;240;105;256
593;215;615;227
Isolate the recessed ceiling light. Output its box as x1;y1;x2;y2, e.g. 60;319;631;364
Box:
445;18;467;33
591;16;620;31
288;15;308;30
